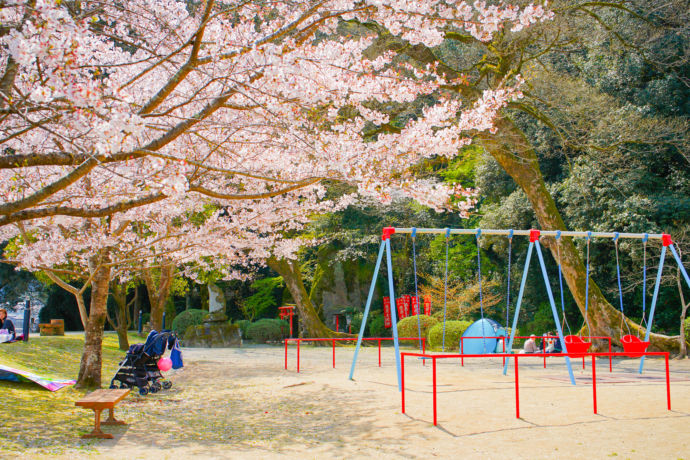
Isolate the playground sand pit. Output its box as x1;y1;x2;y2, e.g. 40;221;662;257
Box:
18;345;690;459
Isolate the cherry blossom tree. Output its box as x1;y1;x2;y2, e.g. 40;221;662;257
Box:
1;0;554;386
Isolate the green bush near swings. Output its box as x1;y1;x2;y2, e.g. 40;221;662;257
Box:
427;320;472;351
396;315;438;340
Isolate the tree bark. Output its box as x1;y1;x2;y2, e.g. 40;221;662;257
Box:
141;263;174;331
480;116;679;352
267;257;352;338
76;256;112;388
108;282;135;351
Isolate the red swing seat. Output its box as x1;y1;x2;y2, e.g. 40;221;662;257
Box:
564;335;592;357
621;335;650;358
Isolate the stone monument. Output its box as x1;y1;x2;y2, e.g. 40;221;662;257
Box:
182;283;241;347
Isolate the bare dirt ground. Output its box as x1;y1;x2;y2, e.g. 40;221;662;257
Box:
25;344;690;459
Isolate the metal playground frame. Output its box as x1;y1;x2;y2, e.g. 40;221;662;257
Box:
349;227;690;391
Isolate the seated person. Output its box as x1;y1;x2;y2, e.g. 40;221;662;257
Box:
552;337;563;353
0;308;16;340
520;335;538;354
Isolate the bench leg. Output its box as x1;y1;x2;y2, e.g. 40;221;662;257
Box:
82;409;113;439
102;407;126;426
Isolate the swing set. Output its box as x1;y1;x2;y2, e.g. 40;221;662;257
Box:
350;227;690;390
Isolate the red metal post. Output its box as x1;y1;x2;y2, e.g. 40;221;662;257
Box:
461;338;464;366
297;339;300;373
332;339;336;368
432;357;438;426
335;315;339;333
502;338;506;366
514;355;520;419
401;354;406;414
284;339;288;370
592;356;597;414
665;353;671;410
582;356;585;370
608;338;612;372
543;349;546;368
378;339;381;367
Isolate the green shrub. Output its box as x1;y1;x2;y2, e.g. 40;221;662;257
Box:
684;317;690;345
245;318;290;343
234;319;251;338
397;315;438;339
171;309;206;336
368;314;391;338
427;320;472;351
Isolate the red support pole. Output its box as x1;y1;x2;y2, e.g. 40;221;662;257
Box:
432;357;438;426
514;355;520;419
461;338;464;366
608;339;612;373
543;350;546;368
582;356;585;370
378;339;381;367
401;354;406;414
665;353;671;410
502;338;506;367
297;340;300;373
284;339;288;370
332;339;335;368
335;316;339;332
592;356;597;414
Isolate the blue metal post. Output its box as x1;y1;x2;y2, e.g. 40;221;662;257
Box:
22;300;30;342
349;241;386;381
669;244;690;290
503;242;534;375
385;238;402;391
138;309;143;334
639;245;667;373
535;241;576;385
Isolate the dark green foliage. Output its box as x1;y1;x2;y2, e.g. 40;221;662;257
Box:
39;284;88;331
427;320;471;351
171;309;206;336
242;277;284;320
397;315;438;339
245;318;289;343
685;317;690;344
368;314;391;338
234;319;251;338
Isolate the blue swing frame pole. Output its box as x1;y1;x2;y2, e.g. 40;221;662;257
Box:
503;242;534;376
349;240;386;381
385;237;403;391
535;241;576;385
669;244;690;290
639;245;667;373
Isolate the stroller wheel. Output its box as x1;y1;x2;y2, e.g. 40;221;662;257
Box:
162;381;172;390
109;383;118;389
149;385;159;394
139;387;149;396
120;383;129;389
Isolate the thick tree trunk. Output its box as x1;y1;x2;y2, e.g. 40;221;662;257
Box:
76;259;112;388
268;257;352;338
108;283;134;351
142;263;174;332
480;116;679;352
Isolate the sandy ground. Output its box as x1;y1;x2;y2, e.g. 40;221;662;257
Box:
32;344;690;459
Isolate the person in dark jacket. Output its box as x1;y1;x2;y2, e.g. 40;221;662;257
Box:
0;308;16;340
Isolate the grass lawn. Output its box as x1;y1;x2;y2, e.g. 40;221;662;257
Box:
0;333;148;454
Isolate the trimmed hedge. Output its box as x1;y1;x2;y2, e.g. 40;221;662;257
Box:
245;318;290;343
427;320;472;351
171;309;206;336
235;319;251;338
396;315;438;340
369;315;391;338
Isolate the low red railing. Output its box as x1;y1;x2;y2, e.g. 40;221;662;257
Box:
400;351;671;425
459;335;613;372
284;337;426;373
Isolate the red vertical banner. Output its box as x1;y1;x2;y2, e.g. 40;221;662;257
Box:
396;298;405;319
403;295;411;318
423;295;431;316
411;296;419;316
383;297;392;328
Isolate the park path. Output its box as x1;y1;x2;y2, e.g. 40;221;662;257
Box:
41;345;690;459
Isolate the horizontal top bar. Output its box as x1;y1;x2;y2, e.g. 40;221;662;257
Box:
392;228;664;240
400;351;669;358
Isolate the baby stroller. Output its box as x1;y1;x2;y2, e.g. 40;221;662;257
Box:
110;330;178;395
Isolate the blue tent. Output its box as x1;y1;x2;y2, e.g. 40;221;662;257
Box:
461;318;506;354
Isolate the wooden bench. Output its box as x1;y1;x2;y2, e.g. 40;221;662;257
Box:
39;319;64;336
75;389;130;439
